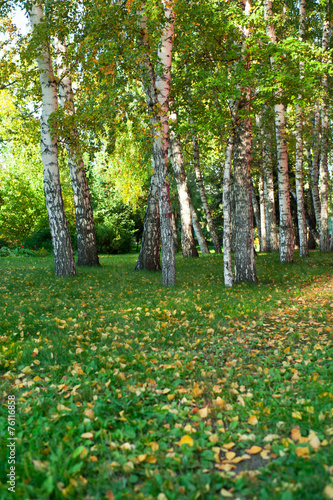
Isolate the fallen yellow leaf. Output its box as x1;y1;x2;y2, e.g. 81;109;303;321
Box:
245;446;262;455
81;432;94;440
177;435;194;447
291;427;301;441
223;442;236;450
198;406;208;418
295;446;310;457
248;415;258;425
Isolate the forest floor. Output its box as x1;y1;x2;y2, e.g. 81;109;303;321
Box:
0;250;333;500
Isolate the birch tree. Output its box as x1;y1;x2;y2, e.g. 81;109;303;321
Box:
192;133;222;254
258;174;267;252
168;113;199;258
53;37;100;266
294;0;309;257
29;3;76;276
139;3;176;285
262;129;279;252
311;103;321;232
222;127;235;287
135;173;161;271
189;198;210;254
233;0;257;284
319;11;330;252
264;0;294;263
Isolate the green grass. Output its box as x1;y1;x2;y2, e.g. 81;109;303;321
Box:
0;250;333;499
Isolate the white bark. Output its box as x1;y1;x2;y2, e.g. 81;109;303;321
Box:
295;0;309;257
223;128;235;287
320;18;330;252
171;212;179;253
251;181;262;248
53;37;99;266
262;132;279;252
140;5;176;285
189;199;210;254
29;4;76;277
192;133;222;254
264;0;294;263
168;115;199;258
311;103;321;232
258;174;267;252
233;0;257;284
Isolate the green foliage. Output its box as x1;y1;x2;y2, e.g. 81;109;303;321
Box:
0;246;35;257
0;142;46;245
95;222;133;254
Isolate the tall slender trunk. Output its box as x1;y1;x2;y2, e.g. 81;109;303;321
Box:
320;16;330;252
53;37;99;266
168;120;199;257
258;174;267;252
29;4;76;277
222;128;235;287
264;0;294;263
251;181;262;250
192;134;222;254
330;192;333;252
189;198;210;254
135;173;161;271
171;212;179;253
140;5;176;285
262;133;279;252
311;103;321;231
290;190;320;246
295;0;308;257
233;0;257;284
234;109;257;284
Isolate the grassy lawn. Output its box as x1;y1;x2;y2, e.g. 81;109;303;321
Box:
0;250;333;500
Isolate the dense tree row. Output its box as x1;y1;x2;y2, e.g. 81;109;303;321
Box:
0;0;332;286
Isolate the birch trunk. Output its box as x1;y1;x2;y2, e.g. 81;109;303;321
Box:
255;114;267;252
233;0;257;284
189;199;210;254
140;5;176;285
29;4;76;277
311;103;321;231
251;181;262;251
135;173;161;271
192;134;222;254
290;190;320;246
171;212;179;253
222;129;235;287
263;135;279;252
168;121;199;258
258;174;267;252
294;0;309;257
53;37;100;266
264;0;294;263
234;111;257;284
320;18;330;252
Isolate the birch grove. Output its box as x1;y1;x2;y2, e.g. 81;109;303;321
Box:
2;0;332;286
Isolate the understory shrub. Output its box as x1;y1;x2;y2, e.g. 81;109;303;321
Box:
95;223;132;254
23;227;77;252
